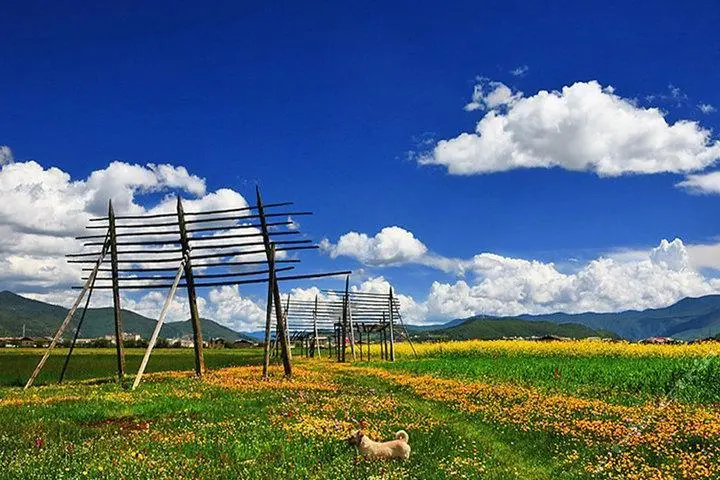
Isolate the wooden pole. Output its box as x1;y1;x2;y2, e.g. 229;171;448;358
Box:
25;244;108;390
380;313;386;360
132;260;185;390
262;244;276;378
284;294;292;361
388;287;395;362
367;324;371;361
58;265;99;383
335;323;340;361
393;301;418;357
341;277;348;362
256;186;292;376
108;201;126;382
346;277;357;361
312;295;320;358
177;197;205;377
358;325;363;361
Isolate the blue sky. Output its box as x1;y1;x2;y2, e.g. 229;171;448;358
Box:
1;1;719;328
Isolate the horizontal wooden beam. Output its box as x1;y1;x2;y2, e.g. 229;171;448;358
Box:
74;270;352;290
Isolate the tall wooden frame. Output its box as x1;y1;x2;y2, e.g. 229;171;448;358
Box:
25;187;350;389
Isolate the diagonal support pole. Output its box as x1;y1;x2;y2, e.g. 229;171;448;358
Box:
132;259;186;390
59;232;111;384
262;244;276;378
393;300;417;357
25;236;109;390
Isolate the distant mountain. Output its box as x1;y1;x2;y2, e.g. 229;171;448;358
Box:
412;317;616;341
0;291;254;341
516;295;720;340
405;318;466;332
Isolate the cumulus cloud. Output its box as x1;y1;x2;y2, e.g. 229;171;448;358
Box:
321;226;429;266
421;238;720;321
422;80;720;176
675;170;720;195
0;151;275;332
322;225;720;323
0;159;213;293
205;286;266;332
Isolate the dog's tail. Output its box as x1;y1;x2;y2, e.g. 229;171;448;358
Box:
395;430;409;443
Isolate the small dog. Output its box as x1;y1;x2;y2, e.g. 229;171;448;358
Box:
348;430;411;460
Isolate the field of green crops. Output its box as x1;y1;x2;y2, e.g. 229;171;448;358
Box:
0;348;260;387
0;342;718;479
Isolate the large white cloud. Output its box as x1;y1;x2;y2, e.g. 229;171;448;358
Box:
425;239;720;320
323;224;720;323
321;226;428;265
320;226;464;273
420;80;720;177
0;148;274;333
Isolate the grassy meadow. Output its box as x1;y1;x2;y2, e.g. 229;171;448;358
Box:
0;341;718;479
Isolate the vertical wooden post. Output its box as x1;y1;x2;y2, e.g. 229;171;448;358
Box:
367;324;371;361
380;313;385;360
358;325;363;361
108;201;126;382
335;323;341;361
341;277;349;362
177;197;205;377
346;277;357;361
256;186;292;376
382;313;389;361
262;244;277;378
312;295;320;358
388;287;395;362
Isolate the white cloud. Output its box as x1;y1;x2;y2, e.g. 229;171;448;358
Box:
676;170;720;194
321;226;429;266
464;79;523;111
698;103;716;114
0;151;276;333
510;65;529;77
0;157;234;294
322;224;720;323
0;146;13;165
205;285;266;332
421;238;720;320
423;80;720;176
687;242;720;271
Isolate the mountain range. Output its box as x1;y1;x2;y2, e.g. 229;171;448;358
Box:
2;291;720;341
515;295;720;340
0;291;253;341
410;318;617;341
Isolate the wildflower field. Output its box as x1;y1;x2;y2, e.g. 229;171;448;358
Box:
0;341;718;479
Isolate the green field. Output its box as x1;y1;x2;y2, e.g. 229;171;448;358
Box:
0;348;261;387
0;343;718;479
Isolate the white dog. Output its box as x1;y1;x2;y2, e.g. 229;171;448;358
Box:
348;430;411;460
